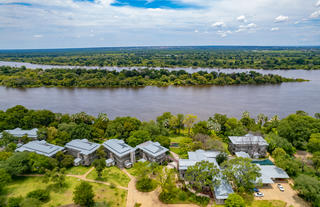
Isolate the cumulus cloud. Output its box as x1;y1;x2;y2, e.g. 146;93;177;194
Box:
236;23;257;32
274;15;289;23
270;27;279;31
237;15;247;22
316;0;320;7
211;21;226;28
310;10;320;18
194;29;199;33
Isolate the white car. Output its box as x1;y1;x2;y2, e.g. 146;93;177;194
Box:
277;184;285;192
254;192;264;197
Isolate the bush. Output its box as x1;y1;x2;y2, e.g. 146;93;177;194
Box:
136;178;157;192
7;196;23;207
26;189;50;203
225;193;245;207
20;198;42;207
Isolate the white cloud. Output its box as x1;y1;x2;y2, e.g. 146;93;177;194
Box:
211;21;226;28
274;15;289;23
236;23;257;32
237;15;247;22
316;0;320;7
217;30;232;37
270;27;279;31
310;10;320;18
194;29;199;33
33;34;43;38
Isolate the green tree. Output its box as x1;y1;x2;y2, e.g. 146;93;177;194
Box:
266;133;296;155
294;174;320;206
0;131;17;147
73;181;95;207
222;157;261;191
185;161;220;192
0;168;11;192
26;189;50;203
93;159;106;178
7;196;23;207
225;193;245;207
96;146;107;159
192;121;210;135
183;114;197;135
307;133;320;153
216;152;228;165
127;130;151;147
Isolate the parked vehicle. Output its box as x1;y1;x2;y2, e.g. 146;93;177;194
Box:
253;188;259;192
254;192;264;197
277;184;285;192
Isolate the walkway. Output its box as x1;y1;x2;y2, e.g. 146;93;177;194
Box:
123;169;198;207
66;167;128;190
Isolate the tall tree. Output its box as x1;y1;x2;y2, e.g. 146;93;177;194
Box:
73;181;95;207
222;157;261;191
183;114;197;135
185;161;220;192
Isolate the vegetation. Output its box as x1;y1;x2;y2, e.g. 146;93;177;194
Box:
225;193;245;207
0;66;303;88
185;161;220;192
0;46;319;70
73;181;95;207
86;166;131;187
1;105;320;206
221;157;261;192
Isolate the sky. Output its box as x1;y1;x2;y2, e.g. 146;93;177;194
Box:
0;0;319;49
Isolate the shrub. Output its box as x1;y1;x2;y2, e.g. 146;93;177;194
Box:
26;189;50;203
225;193;245;207
7;196;23;207
136;178;157;192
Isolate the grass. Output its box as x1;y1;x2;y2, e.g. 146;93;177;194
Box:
1;176;127;207
65;166;90;175
86;166;131;187
250;200;287;207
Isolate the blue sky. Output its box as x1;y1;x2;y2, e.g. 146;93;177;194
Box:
0;0;319;49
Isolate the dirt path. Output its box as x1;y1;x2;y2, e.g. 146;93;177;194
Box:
66;167;128;190
123;169;199;207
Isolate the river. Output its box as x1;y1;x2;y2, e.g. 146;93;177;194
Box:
0;61;319;120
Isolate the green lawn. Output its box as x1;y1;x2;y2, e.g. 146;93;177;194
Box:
86;166;131;187
65;166;90;175
1;176;127;207
250;200;287;207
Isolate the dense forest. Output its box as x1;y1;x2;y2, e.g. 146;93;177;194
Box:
0;106;320;206
0;66;304;88
0;46;319;70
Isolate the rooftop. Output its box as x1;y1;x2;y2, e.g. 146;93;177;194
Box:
136;141;168;157
65;139;100;155
16;140;64;157
102;139;134;157
214;179;234;200
179;150;220;170
257;164;289;184
229;134;268;146
0;128;38;138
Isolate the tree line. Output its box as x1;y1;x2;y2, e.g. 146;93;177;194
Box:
0;47;319;69
0;66;303;88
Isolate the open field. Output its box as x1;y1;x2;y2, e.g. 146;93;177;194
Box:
1;176;127;207
86;166;131;187
65;166;90;175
